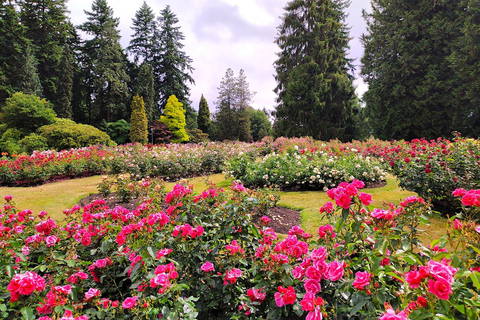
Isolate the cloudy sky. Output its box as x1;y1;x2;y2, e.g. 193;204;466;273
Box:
67;0;372;112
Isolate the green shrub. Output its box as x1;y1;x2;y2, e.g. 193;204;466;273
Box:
106;119;130;145
37;118;116;150
186;128;209;143
18;133;48;154
129;95;148;144
0;128;23;155
0;92;56;135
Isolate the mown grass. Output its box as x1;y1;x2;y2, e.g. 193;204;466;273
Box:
0;173;448;243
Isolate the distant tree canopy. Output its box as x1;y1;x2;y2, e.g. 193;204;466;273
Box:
362;0;480;140
273;0;357;142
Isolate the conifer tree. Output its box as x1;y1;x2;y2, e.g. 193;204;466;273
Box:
273;0;356;141
18;0;72;104
154;5;194;111
361;0;464;140
79;0;130;124
129;94;148;144
134;62;156;124
197;94;211;134
160;95;189;143
55;44;74;118
128;1;157;64
17;44;43;97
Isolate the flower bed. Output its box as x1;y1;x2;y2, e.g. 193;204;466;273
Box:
1;179;479;319
225;148;387;190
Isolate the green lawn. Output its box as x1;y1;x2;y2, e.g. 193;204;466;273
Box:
0;174;447;242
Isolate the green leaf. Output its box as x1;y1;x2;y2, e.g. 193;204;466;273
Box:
101;240;109;253
147;246;156;259
469;272;480;290
20;306;34;320
376;238;387;256
350;299;368;316
6;265;14;277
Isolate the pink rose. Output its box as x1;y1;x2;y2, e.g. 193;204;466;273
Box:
476;226;480;234
201;261;215;272
319;202;334;213
85;288;101;300
45;235;59;247
453;219;462;230
304;279;321;294
305;266;322;282
428;279;452;300
452;188;467;197
327;260;344;281
306;306;323;320
335;193;351;209
247;287;266;303
4;195;13;202
122;296;138;309
379;308;408;320
359;192;372;206
405;271;424;289
351;179;365;189
300;293;315;311
352;271;371;290
274;286;296;307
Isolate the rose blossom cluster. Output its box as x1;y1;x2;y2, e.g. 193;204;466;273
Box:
452;188;480;207
193;188;220;202
288;225;312;239
224;268;243;285
165;184;192;204
150;262;178;294
274;234;309;259
7;271;46;302
405;259;458;300
225;240;244;255
172;223;204;239
326;180;371;209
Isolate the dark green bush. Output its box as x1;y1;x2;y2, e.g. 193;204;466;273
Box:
37;118;116;151
0;128;23;155
106;119;130;145
18;133;48;154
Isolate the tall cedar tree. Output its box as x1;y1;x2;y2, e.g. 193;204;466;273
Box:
160;95;189;143
0;2;42;104
18;0;72;108
273;0;356;141
128;1;157;64
213;68;253;142
134;62;156;124
197;94;211;134
449;0;480;137
361;1;464;140
79;0;130;124
154;6;195;114
129;94;148;144
55;44;74;118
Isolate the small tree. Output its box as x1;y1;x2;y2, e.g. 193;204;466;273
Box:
197;94;211;134
129;94;148;144
160;95;189;143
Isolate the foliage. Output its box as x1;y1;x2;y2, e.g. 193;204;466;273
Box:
0;129;23;155
197;94;211;134
78;0;130;124
0;93;56;135
0;179;478;319
361;0;467;140
213;69;253;142
129;95;148;144
249;108;272;142
37;119;115;151
160;95;189;143
149;120;172;144
225;148;387;191
273;0;356;141
18;134;48;155
186;129;209;143
133;62;156;124
128;1;157;64
106;120;130;145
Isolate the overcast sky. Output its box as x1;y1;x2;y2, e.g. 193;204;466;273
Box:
67;0;372;112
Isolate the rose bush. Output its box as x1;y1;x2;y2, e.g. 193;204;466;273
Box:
0;178;479;318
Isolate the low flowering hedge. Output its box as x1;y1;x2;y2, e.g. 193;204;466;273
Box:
1;177;479;319
225;148;387;190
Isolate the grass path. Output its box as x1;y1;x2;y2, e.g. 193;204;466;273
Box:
0;174;447;243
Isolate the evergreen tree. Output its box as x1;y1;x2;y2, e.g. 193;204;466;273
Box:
273;0;356;141
128;1;157;64
55;44;74;118
197;94;211;134
361;0;464;140
160;95;189;143
133;62;156;124
213;68;253;142
18;0;72;104
79;0;130;124
17;44;43;97
249;108;272;142
449;0;480;137
154;5;194;111
129;94;148;144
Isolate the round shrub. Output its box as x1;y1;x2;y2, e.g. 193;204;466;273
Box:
0;128;23;155
37;118;116;150
18;133;48;154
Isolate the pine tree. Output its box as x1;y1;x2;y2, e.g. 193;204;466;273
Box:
133;62;156;124
129;94;148;144
18;0;72;104
128;1;157;64
160;95;189;143
55;44;74;118
361;0;463;140
273;0;356;141
197;94;211;134
154;5;194;111
79;0;130;124
213;68;253;142
17;44;43;97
